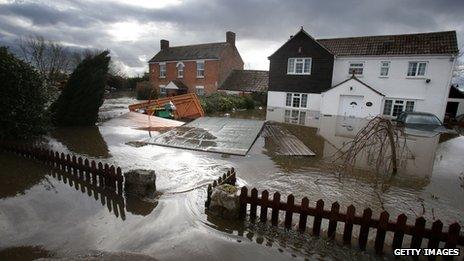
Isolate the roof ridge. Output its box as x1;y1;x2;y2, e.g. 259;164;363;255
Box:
166;42;229;49
317;30;456;41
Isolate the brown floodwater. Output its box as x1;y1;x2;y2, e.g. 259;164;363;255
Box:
1;92;463;260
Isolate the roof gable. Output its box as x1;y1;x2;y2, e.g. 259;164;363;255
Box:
324;75;384;96
317;31;458;56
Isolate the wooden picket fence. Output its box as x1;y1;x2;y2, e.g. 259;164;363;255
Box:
239;187;464;255
0;141;124;194
205;168;237;208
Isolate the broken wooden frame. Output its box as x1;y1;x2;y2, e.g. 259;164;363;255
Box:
0;141;124;194
238;186;464;255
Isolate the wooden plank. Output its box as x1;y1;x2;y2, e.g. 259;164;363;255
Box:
260;190;269;223
328;202;340;239
392;214;407;250
374;211;389;254
271;192;280;226
411;217;426;248
343;205;356;244
313;199;324;236
298;197;309;232
250;188;258;220
358;208;372;250
284;194;294;229
261;124;315;156
444;223;460;248
239;187;248;219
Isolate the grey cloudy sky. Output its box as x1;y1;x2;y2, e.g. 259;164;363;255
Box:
0;0;463;76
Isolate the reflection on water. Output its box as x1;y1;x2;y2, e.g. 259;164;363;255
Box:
50;126;110;158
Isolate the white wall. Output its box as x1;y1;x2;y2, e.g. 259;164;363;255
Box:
320;79;383;118
332;56;456;120
267;91;321;110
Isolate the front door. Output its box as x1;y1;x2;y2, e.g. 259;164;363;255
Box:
339;95;363;118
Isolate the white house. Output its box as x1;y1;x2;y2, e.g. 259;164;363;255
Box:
267;28;459;121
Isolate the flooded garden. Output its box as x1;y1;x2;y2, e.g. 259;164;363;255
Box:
1;92;464;260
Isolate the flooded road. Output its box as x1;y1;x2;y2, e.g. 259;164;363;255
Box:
1;93;463;260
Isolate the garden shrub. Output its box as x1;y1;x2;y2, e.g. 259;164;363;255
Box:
136;81;158;100
0;47;48;140
51;51;110;126
200;93;256;113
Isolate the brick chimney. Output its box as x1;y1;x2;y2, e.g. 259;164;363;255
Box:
226;31;235;46
160;39;169;50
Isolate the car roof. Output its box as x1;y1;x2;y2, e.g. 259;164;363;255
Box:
401;111;437;116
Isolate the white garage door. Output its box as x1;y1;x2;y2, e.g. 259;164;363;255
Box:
338;95;364;117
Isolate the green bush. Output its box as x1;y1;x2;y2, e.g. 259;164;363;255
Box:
200;93;255;113
0;47;48;140
51;51;110;126
136;81;157;100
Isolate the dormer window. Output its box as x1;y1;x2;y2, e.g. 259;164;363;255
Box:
177;62;184;78
159;63;166;78
287;58;311;75
196;61;205;78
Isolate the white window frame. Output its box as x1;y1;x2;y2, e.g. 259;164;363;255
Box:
196;61;205;78
348;61;364;76
177;62;184;78
159;85;166;95
195;85;205;96
284;109;307;125
285;93;308;108
407;61;427;77
379;61;390;77
159;62;166;78
287;58;312;75
383;98;415;117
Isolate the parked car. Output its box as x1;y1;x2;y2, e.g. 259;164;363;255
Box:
395;111;449;136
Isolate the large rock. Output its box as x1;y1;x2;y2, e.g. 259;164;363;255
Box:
209;184;240;218
124;169;156;197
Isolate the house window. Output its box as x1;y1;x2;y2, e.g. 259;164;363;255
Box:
287;58;311;75
407;62;427;77
286;93;308;108
380;61;390;77
284;110;306;125
196;61;205;78
177;63;184;78
196;86;205;96
348;62;364;75
159;63;166;78
383;99;415;117
159;85;166;95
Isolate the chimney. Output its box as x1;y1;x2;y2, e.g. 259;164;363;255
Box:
226;31;235;46
160;39;169;50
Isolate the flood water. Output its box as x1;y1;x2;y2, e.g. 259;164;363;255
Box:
1;92;463;260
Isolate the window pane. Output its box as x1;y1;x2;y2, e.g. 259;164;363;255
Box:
196;87;205;96
304;59;311;73
301;94;308;107
405;101;414;112
197;62;204;77
287;59;295;73
380;67;389;76
392;104;404;116
349;63;363;75
417;63;426;76
286;93;292;106
407;62;417;76
295;62;303;73
284;110;291;123
383;100;393;115
292;96;300;107
299;111;306;125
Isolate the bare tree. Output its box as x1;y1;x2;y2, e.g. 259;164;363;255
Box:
18;35;71;85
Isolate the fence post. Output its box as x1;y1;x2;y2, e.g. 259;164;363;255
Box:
312;199;324;236
250;188;258;220
392;214;407;250
374;211;390;255
284;194;294;229
271;192;280;226
298;197;309;232
358;208;372;250
343;205;356;244
427;220;443;249
444;223;461;249
205;184;212;208
328;202;340;239
260;190;269;223
410;217;426;249
239;186;248;219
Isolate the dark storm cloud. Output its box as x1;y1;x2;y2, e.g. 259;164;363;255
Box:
0;0;463;75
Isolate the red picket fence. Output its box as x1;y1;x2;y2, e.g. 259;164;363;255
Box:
205;168;237;208
0;141;124;194
239;187;464;255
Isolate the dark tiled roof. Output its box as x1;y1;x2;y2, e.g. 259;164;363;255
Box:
449;85;464;99
149;42;230;62
219;70;269;92
326;75;384;96
317;31;458;56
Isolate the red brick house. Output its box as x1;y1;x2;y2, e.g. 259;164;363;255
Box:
148;32;244;96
